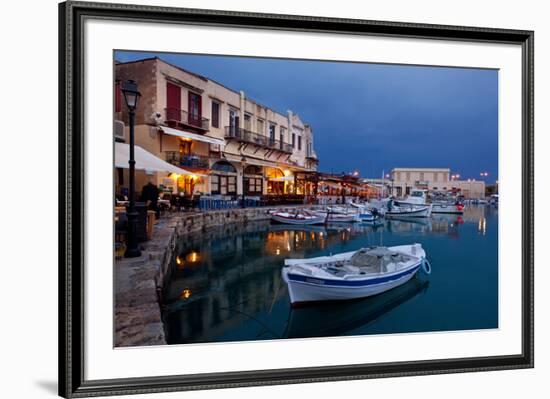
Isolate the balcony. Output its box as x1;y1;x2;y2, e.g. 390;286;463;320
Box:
306;151;318;161
224;127;293;153
165;108;210;131
166;151;210;169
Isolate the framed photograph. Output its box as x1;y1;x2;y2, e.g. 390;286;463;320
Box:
59;1;534;397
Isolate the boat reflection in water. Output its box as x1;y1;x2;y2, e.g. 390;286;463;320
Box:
161;205;497;345
284;277;429;339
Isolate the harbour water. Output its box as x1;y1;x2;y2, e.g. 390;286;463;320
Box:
161;205;498;344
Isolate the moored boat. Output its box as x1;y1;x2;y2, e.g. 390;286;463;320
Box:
271;211;326;225
282;244;430;305
385;203;432;218
431;201;465;214
315;206;361;223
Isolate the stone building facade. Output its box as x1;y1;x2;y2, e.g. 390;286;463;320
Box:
114;57;318;198
388;167;485;199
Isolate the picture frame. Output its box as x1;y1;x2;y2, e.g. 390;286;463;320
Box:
59;1;534;397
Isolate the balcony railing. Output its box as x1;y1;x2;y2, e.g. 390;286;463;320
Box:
224;126;293;153
165;108;210;131
166;151;210;169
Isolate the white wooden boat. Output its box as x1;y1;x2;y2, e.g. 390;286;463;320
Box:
271;211;326;225
358;209;381;222
315;207;360;223
385;203;432;218
431;201;465;214
282;244;430;305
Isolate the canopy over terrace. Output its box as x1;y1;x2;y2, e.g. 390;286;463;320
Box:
115;142;203;176
159;126;226;147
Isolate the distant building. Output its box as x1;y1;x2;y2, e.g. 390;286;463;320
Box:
389;167;485;199
114;57;318;199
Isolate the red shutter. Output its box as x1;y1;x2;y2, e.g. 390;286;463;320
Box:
166;83;181;122
115;82;121;112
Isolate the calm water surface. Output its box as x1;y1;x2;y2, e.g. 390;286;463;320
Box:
161;205;498;344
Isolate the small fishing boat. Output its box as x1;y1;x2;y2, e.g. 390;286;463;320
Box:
271;211;326;225
385;203;432;218
282;244;430;305
315;207;360;223
431;201;465;214
358;208;381;222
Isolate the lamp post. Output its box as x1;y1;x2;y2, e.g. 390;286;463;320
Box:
241;157;246;208
122;80;142;258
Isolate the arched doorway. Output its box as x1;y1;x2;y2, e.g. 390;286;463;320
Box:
210;161;237;196
266;167;285;195
244;165;263;195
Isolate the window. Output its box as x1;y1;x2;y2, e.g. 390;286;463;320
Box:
298;135;302;150
247;178;263;194
211;175;219;193
292;133;296;148
257;119;264;134
188;92;202;126
269;125;276;144
244;114;252;131
229;110;239;136
280;127;286;141
211;101;220;128
227;176;237;194
244;165;263;195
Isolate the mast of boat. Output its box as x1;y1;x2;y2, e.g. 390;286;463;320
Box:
382;169;385;199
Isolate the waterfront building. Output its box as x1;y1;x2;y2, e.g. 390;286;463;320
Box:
114;57;319;202
389;167;485;199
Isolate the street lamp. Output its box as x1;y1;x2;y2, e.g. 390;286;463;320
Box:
122;80;142;258
241;157;247;208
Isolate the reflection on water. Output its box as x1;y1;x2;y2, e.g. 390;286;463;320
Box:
162;205;498;344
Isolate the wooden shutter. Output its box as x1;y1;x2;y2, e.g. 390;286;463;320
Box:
115;81;122;112
166;82;181;121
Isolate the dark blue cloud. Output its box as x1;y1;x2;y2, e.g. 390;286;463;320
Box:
116;51;498;183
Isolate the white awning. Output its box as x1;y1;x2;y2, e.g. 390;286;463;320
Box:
222;153;273;168
159;126;226;147
269;176;295;182
115;142;203;176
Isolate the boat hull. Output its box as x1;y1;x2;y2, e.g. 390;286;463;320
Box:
283;264;421;305
271;214;325;225
385;205;432;218
282;244;426;305
431;203;464;214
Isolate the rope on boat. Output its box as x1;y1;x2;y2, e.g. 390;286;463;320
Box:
422;257;432;275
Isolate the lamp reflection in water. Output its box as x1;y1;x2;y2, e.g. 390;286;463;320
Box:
175;250;202;269
478;217;487;235
179;288;192;300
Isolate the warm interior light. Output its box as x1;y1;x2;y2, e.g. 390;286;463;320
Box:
186;251;200;263
180;288;192;300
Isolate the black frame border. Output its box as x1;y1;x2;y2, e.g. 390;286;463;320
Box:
59;1;534;397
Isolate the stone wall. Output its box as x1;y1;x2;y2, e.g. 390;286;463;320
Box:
114;205;319;347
